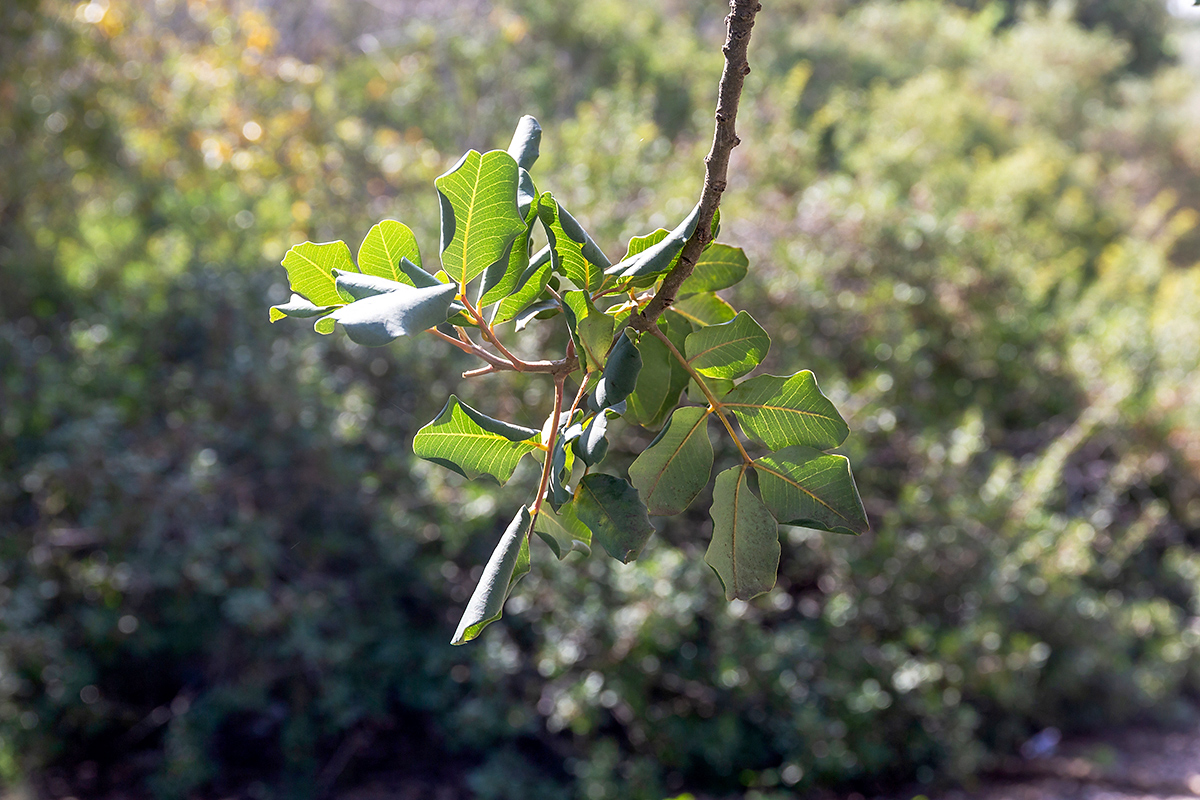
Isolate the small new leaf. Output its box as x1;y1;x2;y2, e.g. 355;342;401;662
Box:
357;220;422;282
705;465;780;601
413;395;540;484
754;446;868;535
573;474;654;564
628;406;713;516
684;310;770;379
452;505;533;645
723;371;849;451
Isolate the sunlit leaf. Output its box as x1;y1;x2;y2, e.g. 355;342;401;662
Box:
479;195;540;309
667;292;737;327
573;474;655;564
563;290;615;372
723;371;848;451
452;505;533;645
281;240;354;307
533;501;592;560
754;446;868;535
413;395;540;484
606;203;702;280
494;246;553;325
628;406;713;515
435;149;526;289
540;194;605;292
684;310;770;379
357;220;421;283
705;465;779;601
679;243;747;293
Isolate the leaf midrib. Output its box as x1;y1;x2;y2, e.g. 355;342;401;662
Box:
754;460;850;522
645;409;710;499
688;334;762;365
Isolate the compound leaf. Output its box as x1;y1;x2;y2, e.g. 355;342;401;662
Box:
684;311;770;379
573;474;654;564
705;465;780;601
357;220;421;282
628;406;713;516
330;282;457;346
754;446;868;535
723;371;849;451
413;395;540;484
452;505;533;644
679;243;747;293
281;240;354;307
436;149;525;289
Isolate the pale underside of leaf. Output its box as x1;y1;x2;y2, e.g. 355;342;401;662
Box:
452;505;533;645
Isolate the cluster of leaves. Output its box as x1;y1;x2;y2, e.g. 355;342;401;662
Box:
271;115;867;643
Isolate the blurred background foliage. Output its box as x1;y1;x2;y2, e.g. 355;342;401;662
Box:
4;0;1200;797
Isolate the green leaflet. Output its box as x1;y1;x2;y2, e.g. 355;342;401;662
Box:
705;465;780;601
722;371;849;451
451;505;533;645
573;474;654;564
506;115;542;171
357;220;421;282
281;240;354;307
625;314;691;429
606;203;702;281
413;395;540;484
594;330;642;410
628;406;713;516
549;427;577;510
754;446;868;535
479;196;539;309
540;194;605;292
678;243;748;294
269;293;337;322
667;292;736;327
436;149;526;289
621;228;669;260
494;245;553;325
563;290;614;373
687;376;733;404
329;282;457;346
572;412;609;467
684;311;770;379
533;501;592;560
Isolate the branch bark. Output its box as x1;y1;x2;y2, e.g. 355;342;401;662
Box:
631;0;761;331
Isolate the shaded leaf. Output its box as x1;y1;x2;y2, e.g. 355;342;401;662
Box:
494;245;553;324
563;290;615;373
705;465;780;601
754;446;868;535
626;315;691;429
330;282;457;346
281;240;354;307
451;506;533;644
628;406;713;515
667;292;736;327
687;376;733;404
435;149;525;288
679;243;747;293
534;501;592;560
573;474;654;564
357;220;422;283
479;195;540;309
573;413;609;467
549;428;577;510
413;395;539;484
514;299;559;331
593;330;642;410
333;269;405;300
684;311;770;379
723;371;849;451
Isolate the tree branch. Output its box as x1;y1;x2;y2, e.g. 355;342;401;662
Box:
631;0;761;331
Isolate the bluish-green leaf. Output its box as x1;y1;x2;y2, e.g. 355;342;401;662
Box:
573;413;609;467
754;446;868;535
723;371;849;451
626;315;691;429
281;240;355;306
333;269;405;300
357;220;421;283
506;115;542;172
549;427;577;510
706;465;780;601
494;245;553;324
534;501;592;560
269;293;337;322
329;282;457;346
540;194;605;292
435;149;526;289
684;311;770;379
607;203;701;280
668;292;736;327
563;291;615;373
451;505;533;644
479;196;540;309
413;395;540;484
679;243;747;293
573;474;655;564
628;406;713;516
594;330;642;410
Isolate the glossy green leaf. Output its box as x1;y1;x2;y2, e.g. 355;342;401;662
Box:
679;243;747;293
626;316;691;428
563;291;615;373
435;149;526;288
723;371;849;451
413;395;540;484
269;293;337;322
607;203;702;280
534;502;592;560
357;220;421;283
506;115;542;171
668;292;736;327
494;245;553;324
329;282;457;346
684;310;770;379
281;240;354;307
594;330;642;410
573;474;655;564
705;465;780;601
628;406;713;515
452;505;533;644
573;413;609;467
540;194;604;292
754;446;868;535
